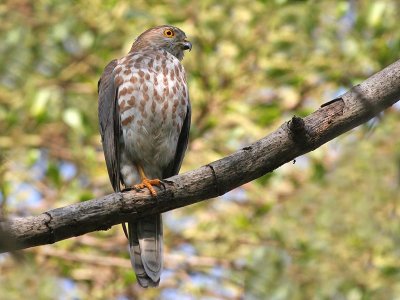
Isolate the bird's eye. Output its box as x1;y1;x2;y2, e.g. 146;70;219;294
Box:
163;29;175;38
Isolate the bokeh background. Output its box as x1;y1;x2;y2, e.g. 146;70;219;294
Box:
1;0;400;299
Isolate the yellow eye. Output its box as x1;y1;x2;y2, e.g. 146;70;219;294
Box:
163;29;175;38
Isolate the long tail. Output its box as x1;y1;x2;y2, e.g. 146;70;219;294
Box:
128;215;163;288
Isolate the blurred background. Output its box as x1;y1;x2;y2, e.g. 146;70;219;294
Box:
1;0;400;299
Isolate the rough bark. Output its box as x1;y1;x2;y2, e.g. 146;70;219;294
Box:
1;59;400;253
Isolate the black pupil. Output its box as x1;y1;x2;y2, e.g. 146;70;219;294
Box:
167;31;172;35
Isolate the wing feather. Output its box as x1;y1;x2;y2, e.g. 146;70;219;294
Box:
98;59;121;192
163;100;191;178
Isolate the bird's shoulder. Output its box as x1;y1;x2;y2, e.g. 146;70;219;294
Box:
98;59;118;93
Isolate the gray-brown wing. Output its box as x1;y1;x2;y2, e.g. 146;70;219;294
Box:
98;59;121;192
163;101;191;178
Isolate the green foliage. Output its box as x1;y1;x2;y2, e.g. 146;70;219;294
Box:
0;0;400;299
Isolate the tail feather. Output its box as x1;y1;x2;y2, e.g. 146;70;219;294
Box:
128;214;163;288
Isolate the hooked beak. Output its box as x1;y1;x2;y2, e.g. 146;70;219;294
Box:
181;40;192;51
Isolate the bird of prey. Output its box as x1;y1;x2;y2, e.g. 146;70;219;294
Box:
98;25;192;287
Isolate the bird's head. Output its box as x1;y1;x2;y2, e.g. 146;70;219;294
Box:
130;25;192;60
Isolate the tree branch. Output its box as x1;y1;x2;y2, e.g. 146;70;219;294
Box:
1;59;400;253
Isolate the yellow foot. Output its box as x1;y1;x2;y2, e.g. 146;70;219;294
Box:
134;178;161;196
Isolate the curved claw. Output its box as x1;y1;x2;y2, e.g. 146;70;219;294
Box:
134;178;161;196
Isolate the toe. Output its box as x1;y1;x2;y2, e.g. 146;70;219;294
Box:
133;178;160;196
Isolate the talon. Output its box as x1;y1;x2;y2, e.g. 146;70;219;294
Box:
134;178;161;196
133;164;161;196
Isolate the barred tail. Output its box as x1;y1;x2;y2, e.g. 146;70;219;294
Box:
128;215;163;288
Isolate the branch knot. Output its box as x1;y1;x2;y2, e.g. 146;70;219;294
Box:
207;164;222;196
288;115;310;147
44;212;55;244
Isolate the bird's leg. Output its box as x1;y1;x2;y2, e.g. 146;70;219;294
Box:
134;164;161;196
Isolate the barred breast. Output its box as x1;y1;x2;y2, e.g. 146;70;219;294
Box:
112;49;188;184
